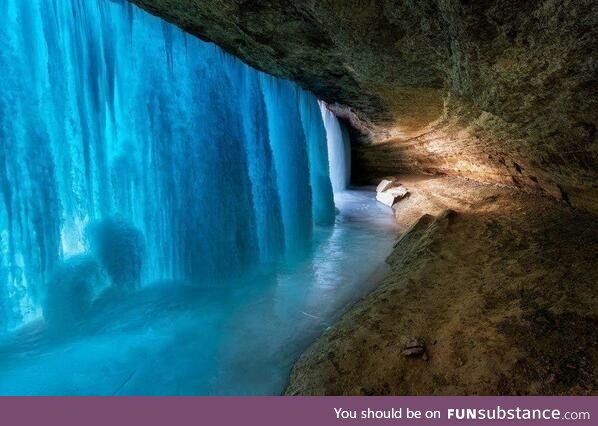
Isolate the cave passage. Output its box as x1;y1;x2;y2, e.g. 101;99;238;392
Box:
0;0;397;395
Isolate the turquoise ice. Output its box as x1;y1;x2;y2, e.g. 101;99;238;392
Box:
0;0;335;330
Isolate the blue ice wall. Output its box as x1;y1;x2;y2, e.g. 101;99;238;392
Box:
0;0;334;330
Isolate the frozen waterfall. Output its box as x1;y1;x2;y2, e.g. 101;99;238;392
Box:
0;0;336;330
319;102;351;193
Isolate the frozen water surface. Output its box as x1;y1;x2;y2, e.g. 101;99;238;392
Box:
0;191;397;395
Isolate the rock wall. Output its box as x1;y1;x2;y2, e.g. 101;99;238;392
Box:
129;0;597;211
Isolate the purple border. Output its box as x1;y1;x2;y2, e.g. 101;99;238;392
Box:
1;396;595;426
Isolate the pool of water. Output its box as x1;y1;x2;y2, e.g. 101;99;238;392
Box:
0;190;397;395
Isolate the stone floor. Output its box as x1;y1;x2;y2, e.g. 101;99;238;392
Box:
286;175;598;395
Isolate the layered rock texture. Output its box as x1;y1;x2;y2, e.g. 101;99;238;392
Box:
286;176;598;395
131;0;597;210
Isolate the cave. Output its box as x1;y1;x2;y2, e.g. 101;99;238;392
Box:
0;0;596;396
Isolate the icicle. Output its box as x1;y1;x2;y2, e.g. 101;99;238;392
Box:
319;102;351;193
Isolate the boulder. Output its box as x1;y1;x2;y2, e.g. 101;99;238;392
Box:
376;179;397;193
376;185;409;207
401;336;427;358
